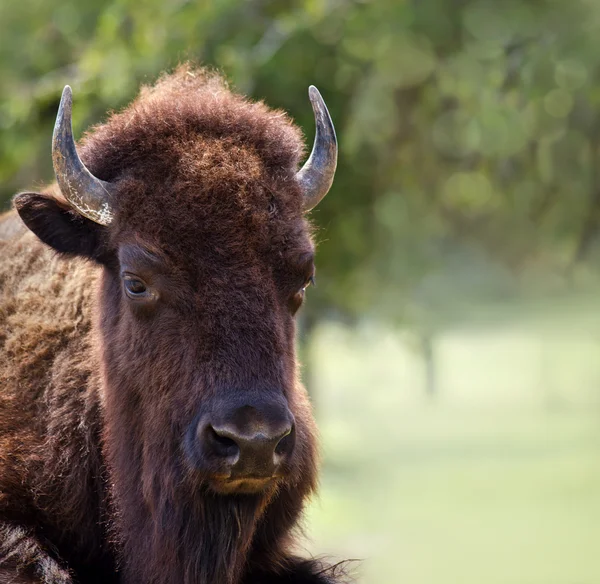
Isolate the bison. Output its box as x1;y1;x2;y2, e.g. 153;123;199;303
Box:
0;66;344;584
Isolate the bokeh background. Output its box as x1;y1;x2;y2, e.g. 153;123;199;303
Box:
2;1;600;583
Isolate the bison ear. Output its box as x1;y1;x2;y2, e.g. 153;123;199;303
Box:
14;192;111;263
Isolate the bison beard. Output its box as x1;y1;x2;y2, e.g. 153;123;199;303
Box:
106;394;278;584
0;66;347;584
119;488;263;584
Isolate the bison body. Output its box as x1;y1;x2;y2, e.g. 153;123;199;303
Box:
0;67;343;584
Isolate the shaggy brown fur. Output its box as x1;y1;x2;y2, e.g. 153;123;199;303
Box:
0;66;344;584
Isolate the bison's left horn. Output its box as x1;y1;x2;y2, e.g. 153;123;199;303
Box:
296;86;338;211
52;85;115;226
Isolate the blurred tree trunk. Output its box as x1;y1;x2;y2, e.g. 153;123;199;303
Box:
420;331;437;399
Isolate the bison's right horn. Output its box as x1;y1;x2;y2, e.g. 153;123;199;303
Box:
52;85;115;226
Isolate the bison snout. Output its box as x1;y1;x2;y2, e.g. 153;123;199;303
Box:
193;403;296;489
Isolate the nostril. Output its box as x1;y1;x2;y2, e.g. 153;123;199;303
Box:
205;425;240;460
274;426;295;460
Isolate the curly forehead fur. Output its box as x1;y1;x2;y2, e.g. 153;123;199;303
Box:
78;65;309;257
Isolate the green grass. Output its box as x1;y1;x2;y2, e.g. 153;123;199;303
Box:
302;322;600;584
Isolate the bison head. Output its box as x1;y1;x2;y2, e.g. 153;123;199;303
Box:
14;67;337;584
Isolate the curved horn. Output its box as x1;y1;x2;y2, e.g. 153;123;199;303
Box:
52;86;115;226
296;86;338;211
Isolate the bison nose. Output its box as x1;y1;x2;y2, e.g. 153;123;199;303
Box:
198;408;295;478
207;423;294;475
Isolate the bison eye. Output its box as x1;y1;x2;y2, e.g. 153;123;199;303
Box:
289;276;315;315
123;275;149;298
300;275;315;295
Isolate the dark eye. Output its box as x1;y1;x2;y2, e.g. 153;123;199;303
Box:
289;275;315;315
299;275;315;295
304;275;316;290
123;275;148;298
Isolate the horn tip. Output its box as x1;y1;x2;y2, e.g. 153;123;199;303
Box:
58;86;73;114
308;85;321;101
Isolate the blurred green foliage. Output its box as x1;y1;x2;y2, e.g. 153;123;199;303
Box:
3;0;600;326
